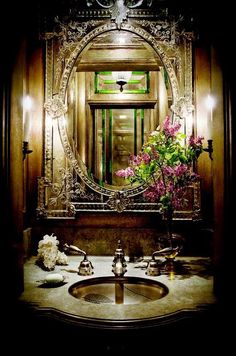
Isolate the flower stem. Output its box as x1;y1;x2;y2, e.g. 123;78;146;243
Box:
165;208;173;249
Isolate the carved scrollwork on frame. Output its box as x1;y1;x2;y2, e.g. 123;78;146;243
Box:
48;168;98;214
173;181;202;221
36;177;49;219
120;22;180;102
37;3;199;219
107;191;131;213
171;96;194;120
53;19;105;88
44;96;67;119
133;19;178;44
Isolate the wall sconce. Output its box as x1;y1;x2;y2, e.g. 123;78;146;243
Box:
22;95;33;160
112;71;132;92
203;139;213;160
203;94;215;160
23;141;33;160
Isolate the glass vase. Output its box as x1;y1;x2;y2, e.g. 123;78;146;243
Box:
157;233;185;274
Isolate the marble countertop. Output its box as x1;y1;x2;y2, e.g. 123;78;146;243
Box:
19;256;216;329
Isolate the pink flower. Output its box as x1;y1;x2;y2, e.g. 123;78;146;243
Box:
144;181;166;202
129;154;142;166
163;116;181;138
173;164;188;177
142;152;151;164
115;167;135;178
163;166;175;176
163;164;188;177
188;135;204;148
129;152;151;166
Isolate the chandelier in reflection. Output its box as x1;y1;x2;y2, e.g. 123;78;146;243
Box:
112;71;132;92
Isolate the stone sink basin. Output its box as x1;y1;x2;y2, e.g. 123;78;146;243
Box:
69;276;168;305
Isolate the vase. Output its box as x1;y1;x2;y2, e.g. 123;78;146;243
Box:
157;233;185;274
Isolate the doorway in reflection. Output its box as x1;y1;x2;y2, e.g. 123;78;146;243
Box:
93;107;154;186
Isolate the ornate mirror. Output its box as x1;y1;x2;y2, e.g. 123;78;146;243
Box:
65;30;172;189
37;1;200;219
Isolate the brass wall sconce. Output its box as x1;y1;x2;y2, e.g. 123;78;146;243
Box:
203;139;213;160
23;141;33;160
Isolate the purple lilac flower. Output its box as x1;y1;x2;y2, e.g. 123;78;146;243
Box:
129;154;142;166
115;167;135;178
188;135;204;147
163;116;181;138
144;181;166;202
141;152;151;164
163;164;188;177
129;152;151;166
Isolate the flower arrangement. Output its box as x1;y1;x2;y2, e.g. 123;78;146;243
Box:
116;116;204;250
36;233;68;270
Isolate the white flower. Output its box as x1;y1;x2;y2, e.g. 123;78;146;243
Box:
36;233;68;270
56;251;68;265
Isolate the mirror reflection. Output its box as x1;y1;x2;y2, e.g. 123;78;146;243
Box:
65;30;172;190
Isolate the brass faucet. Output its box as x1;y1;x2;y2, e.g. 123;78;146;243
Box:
63;243;94;276
112;240;127;277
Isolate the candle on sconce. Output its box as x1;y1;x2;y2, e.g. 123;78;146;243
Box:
205;95;215;122
205;94;215;140
23;111;31;142
23;95;33;142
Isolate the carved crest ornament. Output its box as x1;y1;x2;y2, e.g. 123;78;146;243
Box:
37;0;201;219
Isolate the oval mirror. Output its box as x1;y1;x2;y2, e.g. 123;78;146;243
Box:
64;30;173;191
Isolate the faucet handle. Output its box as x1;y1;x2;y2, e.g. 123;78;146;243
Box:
146;258;160;276
63;243;93;275
78;255;94;276
63;243;86;256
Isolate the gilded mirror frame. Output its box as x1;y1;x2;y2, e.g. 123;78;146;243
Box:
37;6;200;219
